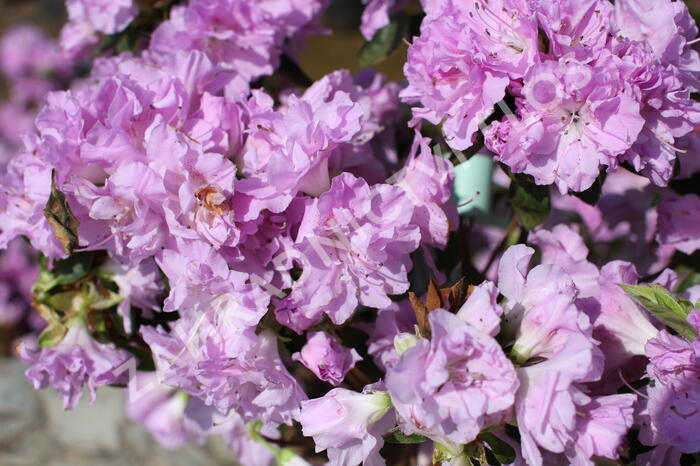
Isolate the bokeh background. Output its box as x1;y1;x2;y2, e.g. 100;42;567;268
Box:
0;0;409;83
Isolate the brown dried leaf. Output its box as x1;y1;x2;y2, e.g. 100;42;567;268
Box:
408;291;430;338
43;170;81;254
425;278;443;311
409;277;480;339
440;278;468;312
439;288;452;307
466;284;476;299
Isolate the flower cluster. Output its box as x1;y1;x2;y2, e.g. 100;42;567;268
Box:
1;0;700;465
403;0;700;193
301;235;686;465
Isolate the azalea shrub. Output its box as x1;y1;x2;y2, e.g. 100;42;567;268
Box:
2;0;700;465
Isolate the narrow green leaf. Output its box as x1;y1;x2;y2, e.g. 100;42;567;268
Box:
34;261;58;296
620;284;697;341
383;427;428;444
481;433;516;465
357;15;407;67
676;271;700;293
508;174;550;230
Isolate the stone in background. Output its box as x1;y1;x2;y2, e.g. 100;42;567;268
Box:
0;358;238;466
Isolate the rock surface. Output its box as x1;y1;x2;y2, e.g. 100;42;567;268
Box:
0;358;238;466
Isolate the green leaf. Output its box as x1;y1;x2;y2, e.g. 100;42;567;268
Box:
51;251;95;287
93;33;120;57
32;252;94;303
676;270;700;293
465;441;488;465
34;258;57;295
484;448;502;466
383;427;428;444
38;322;67;348
357;15;407;67
481;433;516;465
508;174;550;230
47;290;81;314
620;284;697;341
90;288;124;311
115;28;140;54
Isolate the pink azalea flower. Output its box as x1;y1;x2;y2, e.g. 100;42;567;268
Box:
275;173;420;332
494;59;644;193
19;321;133;410
394;132;457;248
640;314;700;454
298;387;394;466
385;309;519;446
566;394;636;465
401;10;510;151
292;332;362;385
530;224;600;298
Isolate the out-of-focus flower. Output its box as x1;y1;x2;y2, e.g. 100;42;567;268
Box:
60;0;138;59
657;194;700;255
360;0;405;40
18;320;132;409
